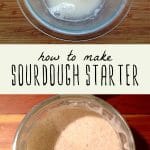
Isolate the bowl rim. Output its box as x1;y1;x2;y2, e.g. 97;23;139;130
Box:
17;0;133;41
12;95;136;150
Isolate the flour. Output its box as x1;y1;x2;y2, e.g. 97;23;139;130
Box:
45;0;104;21
26;106;122;150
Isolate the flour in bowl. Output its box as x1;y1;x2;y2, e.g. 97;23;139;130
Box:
45;0;104;21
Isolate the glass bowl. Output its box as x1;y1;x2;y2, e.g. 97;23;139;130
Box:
13;95;135;150
17;0;132;41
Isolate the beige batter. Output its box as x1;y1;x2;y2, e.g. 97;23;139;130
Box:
27;106;122;150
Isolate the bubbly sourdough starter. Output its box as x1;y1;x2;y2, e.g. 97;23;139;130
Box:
27;106;122;150
45;0;103;21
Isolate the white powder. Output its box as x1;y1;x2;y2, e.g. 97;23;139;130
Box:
45;0;104;21
27;107;122;150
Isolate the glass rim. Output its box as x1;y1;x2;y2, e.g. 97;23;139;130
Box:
12;95;136;150
17;0;133;41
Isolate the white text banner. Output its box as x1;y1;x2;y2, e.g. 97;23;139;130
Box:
0;44;149;94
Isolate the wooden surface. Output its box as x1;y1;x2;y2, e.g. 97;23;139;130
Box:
0;95;150;150
0;0;150;43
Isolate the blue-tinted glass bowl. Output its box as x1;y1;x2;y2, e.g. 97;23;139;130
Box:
17;0;132;41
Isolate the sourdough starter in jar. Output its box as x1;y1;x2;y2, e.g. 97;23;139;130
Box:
26;106;123;150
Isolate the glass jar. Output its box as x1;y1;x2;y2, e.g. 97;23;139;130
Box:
13;95;135;150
